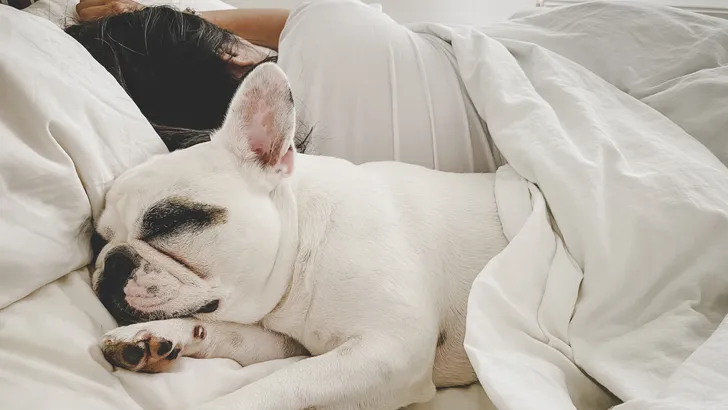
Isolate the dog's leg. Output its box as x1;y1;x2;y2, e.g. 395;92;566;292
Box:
197;335;437;410
100;319;307;373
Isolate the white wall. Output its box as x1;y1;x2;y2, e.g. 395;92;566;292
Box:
546;0;728;7
223;0;538;25
543;0;728;19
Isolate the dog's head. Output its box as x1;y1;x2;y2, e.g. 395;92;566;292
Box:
92;63;297;325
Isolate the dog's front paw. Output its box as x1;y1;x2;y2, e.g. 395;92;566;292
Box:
100;321;205;373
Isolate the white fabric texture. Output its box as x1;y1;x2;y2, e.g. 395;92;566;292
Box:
614;313;728;410
406;2;728;409
0;7;165;310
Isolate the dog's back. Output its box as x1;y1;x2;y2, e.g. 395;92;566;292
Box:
361;161;507;386
274;155;507;387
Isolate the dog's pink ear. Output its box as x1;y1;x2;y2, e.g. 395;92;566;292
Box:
217;63;296;176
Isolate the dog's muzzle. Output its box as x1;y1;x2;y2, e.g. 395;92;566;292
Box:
95;245;220;325
96;245;150;325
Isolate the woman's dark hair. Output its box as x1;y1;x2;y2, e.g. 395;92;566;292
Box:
65;6;311;152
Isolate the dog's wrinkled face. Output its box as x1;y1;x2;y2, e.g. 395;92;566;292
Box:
92;63;297;325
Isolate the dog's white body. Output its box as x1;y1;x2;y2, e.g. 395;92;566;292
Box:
264;154;505;383
94;64;507;409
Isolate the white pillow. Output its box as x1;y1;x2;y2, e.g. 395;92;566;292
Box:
0;6;165;309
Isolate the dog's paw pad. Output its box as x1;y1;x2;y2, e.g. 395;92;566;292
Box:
101;333;181;373
121;341;146;365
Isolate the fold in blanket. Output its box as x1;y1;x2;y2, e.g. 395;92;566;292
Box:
413;2;728;409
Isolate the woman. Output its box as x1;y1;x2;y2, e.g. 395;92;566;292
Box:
67;1;294;151
66;0;501;172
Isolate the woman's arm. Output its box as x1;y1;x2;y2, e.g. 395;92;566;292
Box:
76;0;289;50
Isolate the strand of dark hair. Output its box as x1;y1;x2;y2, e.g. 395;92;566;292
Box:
152;122;313;153
65;6;312;153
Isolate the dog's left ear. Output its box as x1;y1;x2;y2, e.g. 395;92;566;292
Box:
216;62;296;178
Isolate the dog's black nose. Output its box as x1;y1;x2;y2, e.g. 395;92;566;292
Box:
97;246;141;325
103;247;138;278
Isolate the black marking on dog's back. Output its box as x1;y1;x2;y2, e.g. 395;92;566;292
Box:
437;330;447;347
140;196;227;241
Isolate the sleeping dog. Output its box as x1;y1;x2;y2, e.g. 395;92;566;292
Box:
92;63;507;410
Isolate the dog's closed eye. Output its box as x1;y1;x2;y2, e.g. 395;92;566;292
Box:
150;245;204;277
139;196;228;241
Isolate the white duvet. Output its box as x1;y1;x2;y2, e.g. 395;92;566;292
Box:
410;2;728;409
2;1;728;410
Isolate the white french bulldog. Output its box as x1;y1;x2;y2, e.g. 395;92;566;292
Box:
92;63;507;410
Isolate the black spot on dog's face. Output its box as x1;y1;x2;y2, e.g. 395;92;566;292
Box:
140;196;227;241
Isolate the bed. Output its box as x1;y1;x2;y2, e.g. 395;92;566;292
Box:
2;1;728;409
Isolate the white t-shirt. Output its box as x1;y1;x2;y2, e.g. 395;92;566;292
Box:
278;0;502;173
